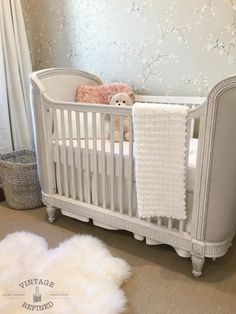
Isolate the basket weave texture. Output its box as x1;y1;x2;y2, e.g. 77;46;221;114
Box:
0;150;42;209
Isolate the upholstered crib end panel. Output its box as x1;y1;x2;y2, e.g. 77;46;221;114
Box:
205;84;236;242
34;68;103;102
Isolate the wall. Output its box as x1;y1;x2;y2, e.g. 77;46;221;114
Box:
22;0;236;96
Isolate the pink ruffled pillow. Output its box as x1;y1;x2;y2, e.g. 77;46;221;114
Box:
76;83;133;104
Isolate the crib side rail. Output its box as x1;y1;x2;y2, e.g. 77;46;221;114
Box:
135;95;206;106
42;97;205;117
42;95;207;235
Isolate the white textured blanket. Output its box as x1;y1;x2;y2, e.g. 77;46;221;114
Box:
133;103;188;220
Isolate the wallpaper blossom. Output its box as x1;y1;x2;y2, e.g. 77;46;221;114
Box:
22;0;236;96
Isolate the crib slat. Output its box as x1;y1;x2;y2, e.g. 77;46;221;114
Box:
168;218;173;230
101;114;106;209
60;109;69;197
179;219;185;232
76;112;83;201
128;116;133;216
110;114;115;211
185;119;192;185
190;105;195;138
84;112;91;204
92;112;98;206
157;217;162;226
68;111;76;199
54;110;62;195
119;116;124;214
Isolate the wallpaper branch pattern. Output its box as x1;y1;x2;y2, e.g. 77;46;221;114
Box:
22;0;236;96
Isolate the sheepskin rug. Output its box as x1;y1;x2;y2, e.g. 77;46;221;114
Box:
0;232;130;314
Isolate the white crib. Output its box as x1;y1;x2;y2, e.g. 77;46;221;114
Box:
30;68;236;277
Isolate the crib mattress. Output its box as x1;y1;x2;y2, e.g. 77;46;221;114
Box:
54;138;198;193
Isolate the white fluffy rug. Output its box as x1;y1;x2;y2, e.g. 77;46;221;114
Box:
0;232;130;314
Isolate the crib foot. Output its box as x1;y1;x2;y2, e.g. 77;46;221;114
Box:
191;255;205;278
47;205;57;223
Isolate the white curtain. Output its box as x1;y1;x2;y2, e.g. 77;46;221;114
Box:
0;0;33;153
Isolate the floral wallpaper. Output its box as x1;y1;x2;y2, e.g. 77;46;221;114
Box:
22;0;236;96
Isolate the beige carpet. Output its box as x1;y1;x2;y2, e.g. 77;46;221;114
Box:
0;202;235;314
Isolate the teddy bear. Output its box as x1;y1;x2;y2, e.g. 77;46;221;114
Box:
109;92;135;142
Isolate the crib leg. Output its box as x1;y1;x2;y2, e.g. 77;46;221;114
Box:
191;255;205;278
47;205;57;223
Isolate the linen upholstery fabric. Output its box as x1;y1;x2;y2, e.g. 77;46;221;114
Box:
205;89;236;241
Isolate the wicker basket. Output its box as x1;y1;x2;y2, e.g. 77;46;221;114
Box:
0;150;42;209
